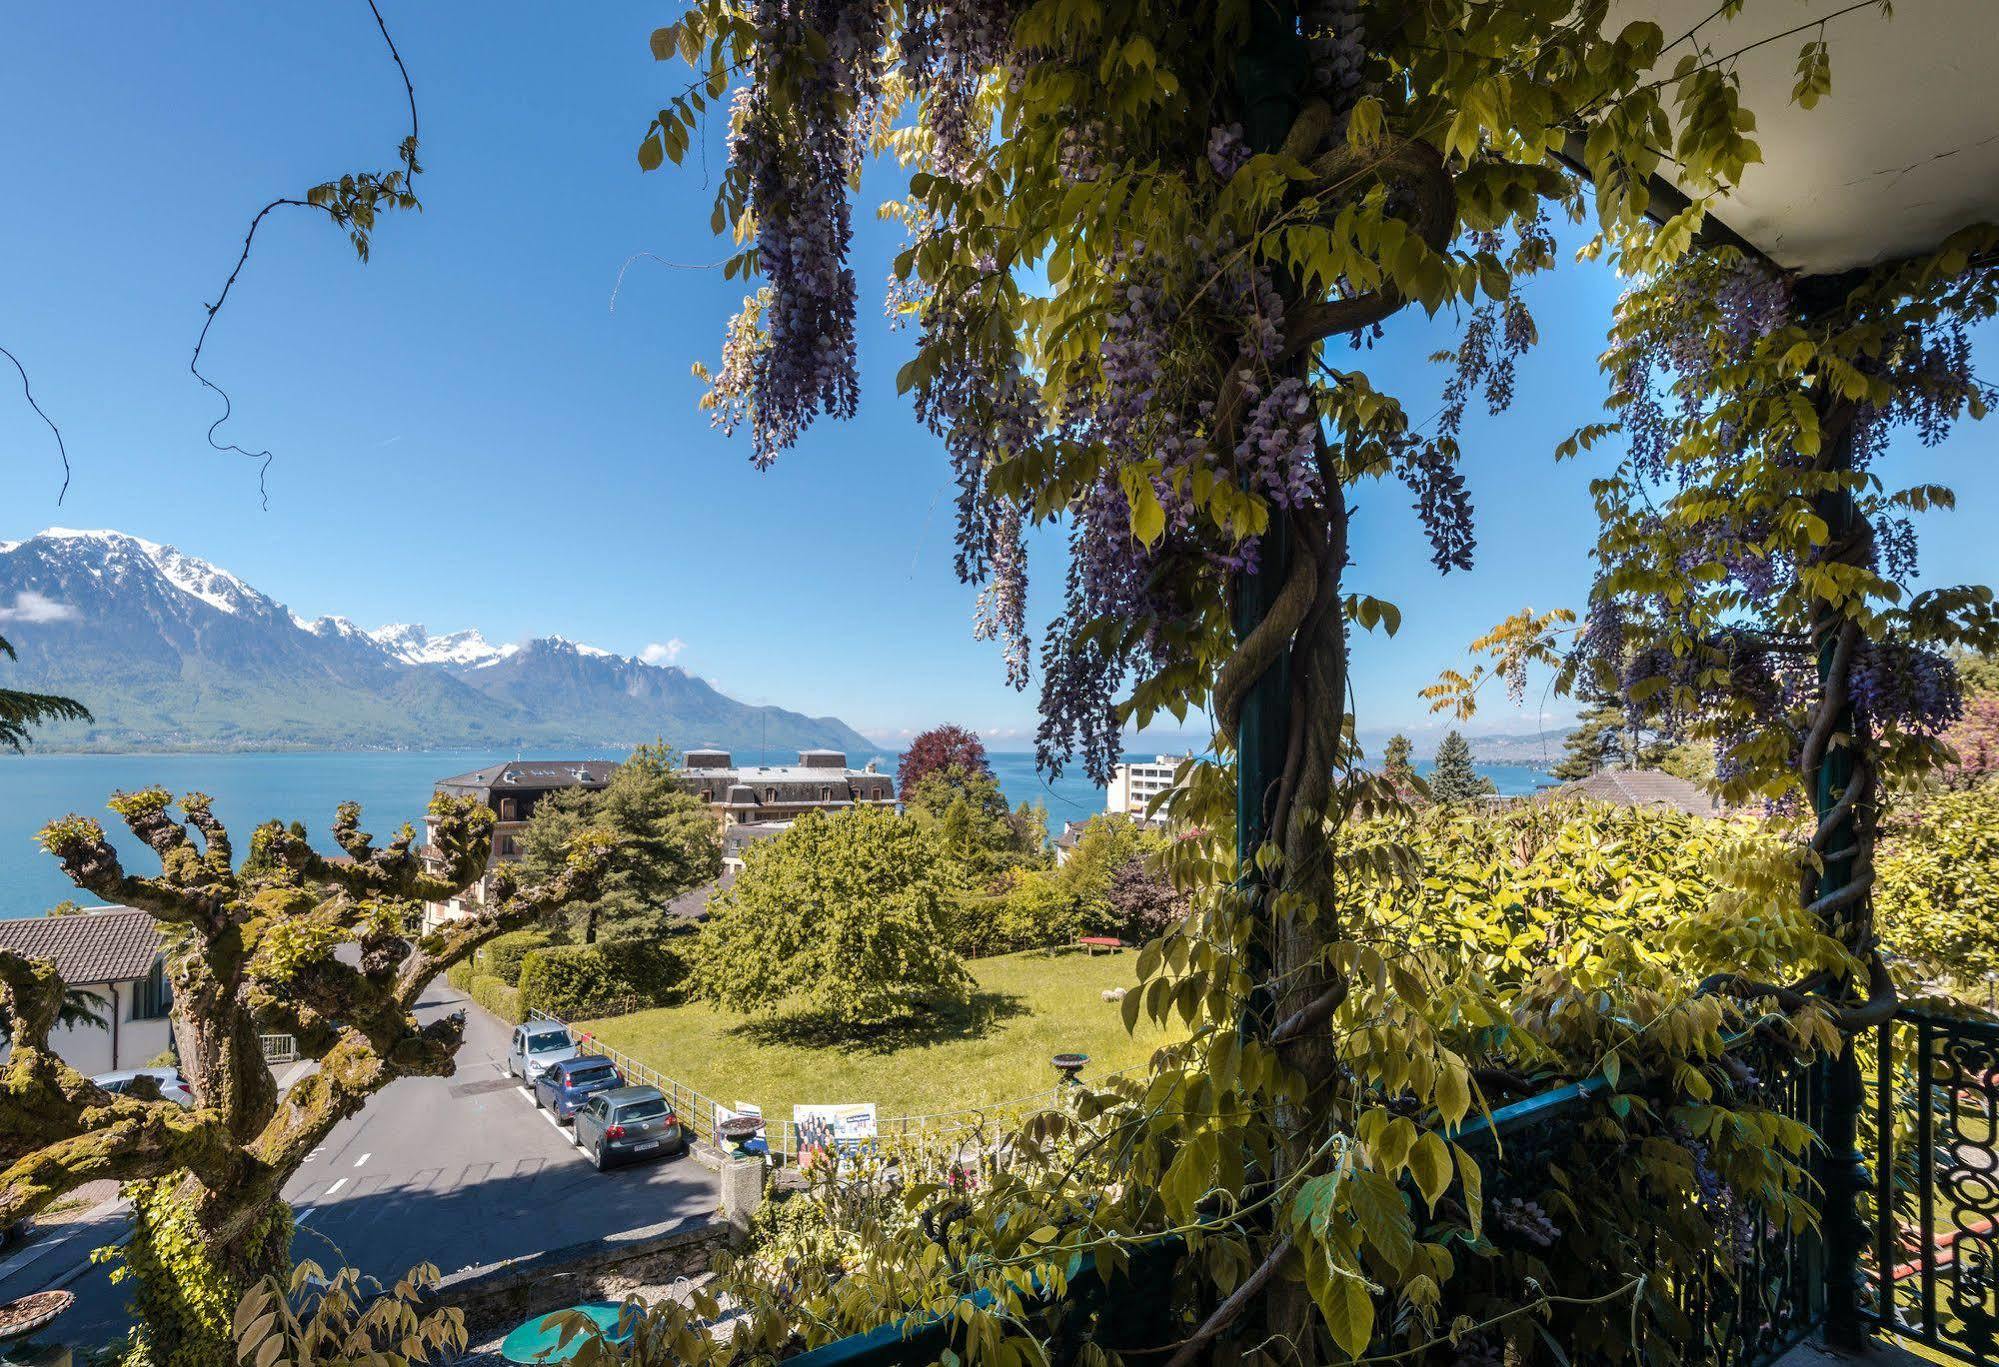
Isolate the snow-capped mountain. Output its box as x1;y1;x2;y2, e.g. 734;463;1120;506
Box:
0;528;874;755
369;623;519;670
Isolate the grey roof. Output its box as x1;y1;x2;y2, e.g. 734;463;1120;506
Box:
0;907;164;985
724;822;793;854
682;765;892;790
436;760;618;793
666;867;737;921
1549;769;1721;817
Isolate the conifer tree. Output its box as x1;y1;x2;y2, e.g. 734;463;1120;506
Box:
1429;730;1494;805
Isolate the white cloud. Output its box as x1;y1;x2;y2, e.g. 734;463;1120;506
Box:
0;590;78;625
641;638;688;666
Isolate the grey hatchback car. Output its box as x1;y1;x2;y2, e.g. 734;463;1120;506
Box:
574;1085;686;1170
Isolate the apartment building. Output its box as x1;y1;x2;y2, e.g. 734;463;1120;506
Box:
1106;754;1189;818
422;760;616;926
677;747;895;826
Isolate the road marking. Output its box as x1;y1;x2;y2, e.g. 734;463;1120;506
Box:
353;1153;371;1167
303;1146;323;1164
325;1178;347;1196
294;1207;317;1226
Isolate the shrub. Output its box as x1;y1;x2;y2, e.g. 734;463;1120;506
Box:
468;973;523;1024
517;937;691;1020
949;875;1076;958
473;929;554;986
445;959;474;993
1877;779;1999;990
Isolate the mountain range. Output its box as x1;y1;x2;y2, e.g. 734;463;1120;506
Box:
0;529;876;756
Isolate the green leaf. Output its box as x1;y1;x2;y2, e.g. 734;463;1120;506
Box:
1324;1273;1375;1358
1349;1169;1415;1273
1409;1132;1451;1210
637;133;665;172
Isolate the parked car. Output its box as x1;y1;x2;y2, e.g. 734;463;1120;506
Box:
574;1085;687;1170
92;1067;195;1108
506;1022;578;1082
532;1054;625;1122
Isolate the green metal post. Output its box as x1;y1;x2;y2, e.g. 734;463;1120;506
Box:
1231;4;1308;1036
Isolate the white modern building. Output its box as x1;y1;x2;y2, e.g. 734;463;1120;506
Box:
1106;755;1189;818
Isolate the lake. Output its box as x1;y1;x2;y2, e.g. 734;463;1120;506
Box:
0;749;1550;919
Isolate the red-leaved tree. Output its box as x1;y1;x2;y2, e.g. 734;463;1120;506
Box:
896;725;991;797
1945;694;1999;787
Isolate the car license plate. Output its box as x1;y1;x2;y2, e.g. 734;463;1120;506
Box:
633;1139;659;1153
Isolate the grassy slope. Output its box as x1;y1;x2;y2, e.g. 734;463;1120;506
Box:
578;948;1175;1123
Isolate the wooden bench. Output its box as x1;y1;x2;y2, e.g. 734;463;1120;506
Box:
1077;936;1126;955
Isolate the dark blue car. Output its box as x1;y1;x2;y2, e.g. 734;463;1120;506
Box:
532;1054;625;1122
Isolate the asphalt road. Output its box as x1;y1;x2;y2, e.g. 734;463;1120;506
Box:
1;979;718;1352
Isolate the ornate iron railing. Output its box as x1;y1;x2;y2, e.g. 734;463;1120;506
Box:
1864;1004;1999;1364
783;1038;1830;1367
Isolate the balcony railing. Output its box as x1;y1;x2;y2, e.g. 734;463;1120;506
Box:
779;1033;1839;1366
1863;1004;1999;1363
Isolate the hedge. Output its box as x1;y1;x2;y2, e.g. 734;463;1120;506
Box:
517;936;690;1021
468;973;523;1025
473;929;554;987
445;960;474;994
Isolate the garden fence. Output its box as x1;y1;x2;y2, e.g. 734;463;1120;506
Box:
531;1008;729;1147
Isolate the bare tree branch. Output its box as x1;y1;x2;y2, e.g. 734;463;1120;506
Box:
0;345;69;504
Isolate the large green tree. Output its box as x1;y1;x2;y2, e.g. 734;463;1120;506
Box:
690;805;970;1024
0;793;600;1365
903;765;1048;885
519;743;722;943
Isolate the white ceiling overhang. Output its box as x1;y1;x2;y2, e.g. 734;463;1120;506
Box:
1611;0;1999;274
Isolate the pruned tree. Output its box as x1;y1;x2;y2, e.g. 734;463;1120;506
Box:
0;788;603;1365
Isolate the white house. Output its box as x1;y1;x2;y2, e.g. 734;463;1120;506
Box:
0;907;172;1074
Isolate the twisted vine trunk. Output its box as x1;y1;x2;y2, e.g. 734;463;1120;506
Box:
1802;386;1880;1352
1197;9;1447;1352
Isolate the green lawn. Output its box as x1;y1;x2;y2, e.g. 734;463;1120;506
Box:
577;947;1174;1124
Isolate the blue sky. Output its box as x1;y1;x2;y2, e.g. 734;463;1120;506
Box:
1;5;1993;751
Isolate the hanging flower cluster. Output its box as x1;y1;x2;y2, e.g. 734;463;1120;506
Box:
1573;233;1999;802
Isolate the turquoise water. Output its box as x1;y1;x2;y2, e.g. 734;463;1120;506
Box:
0;749;1548;919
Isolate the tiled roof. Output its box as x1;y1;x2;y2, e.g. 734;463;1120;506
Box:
0;907;164;985
1550;768;1721;817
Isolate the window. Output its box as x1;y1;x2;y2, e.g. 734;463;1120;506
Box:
822;786;833;801
617;1096;669;1122
131;961;172;1021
